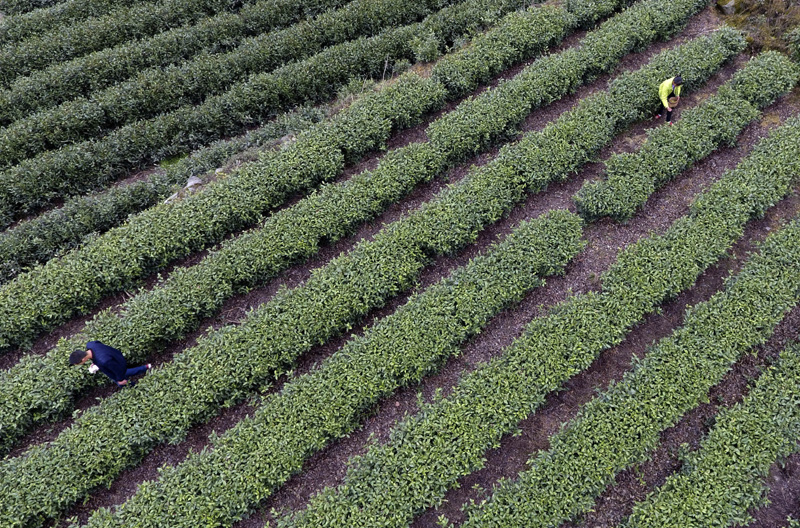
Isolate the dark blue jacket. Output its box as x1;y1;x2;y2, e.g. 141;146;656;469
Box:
87;340;127;382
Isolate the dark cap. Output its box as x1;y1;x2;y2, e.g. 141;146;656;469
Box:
673;75;683;85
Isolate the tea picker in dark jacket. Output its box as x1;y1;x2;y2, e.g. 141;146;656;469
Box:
69;340;151;387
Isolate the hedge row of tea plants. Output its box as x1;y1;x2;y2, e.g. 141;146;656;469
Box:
0;0;243;86
281;113;800;528
0;0;75;16
0;0;687;452
624;343;800;528
83;212;585;528
0;0;699;287
0;0;470;168
0;70;447;351
0;0;148;17
0;0;520;225
787;26;800;61
575;51;800;221
460;215;800;528
0;106;324;285
0;0;354;124
0;30;744;527
0;0;169;41
0;210;580;527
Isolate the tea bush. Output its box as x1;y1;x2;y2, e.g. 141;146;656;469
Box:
625;343;800;528
461;215;800;528
0;0;242;84
0;0;466;169
0;0;352;124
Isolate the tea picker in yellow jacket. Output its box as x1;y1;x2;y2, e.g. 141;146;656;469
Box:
655;75;682;124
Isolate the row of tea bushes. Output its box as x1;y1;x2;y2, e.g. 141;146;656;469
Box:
1;0;186;41
0;0;147;17
460;215;800;528
574;51;800;221
0;0;244;85
429;0;651;98
787;26;800;61
624;343;800;528
0;0;353;124
0;0;470;168
0;0;519;225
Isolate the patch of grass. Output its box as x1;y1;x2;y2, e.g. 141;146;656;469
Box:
759;111;782;128
723;0;800;54
158;153;189;169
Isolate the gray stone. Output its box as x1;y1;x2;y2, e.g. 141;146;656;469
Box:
185;176;203;189
718;0;735;15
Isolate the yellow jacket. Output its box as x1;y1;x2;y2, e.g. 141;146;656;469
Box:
659;77;682;108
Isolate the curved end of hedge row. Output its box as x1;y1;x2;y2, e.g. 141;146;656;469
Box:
786;26;800;62
565;0;637;28
573;49;797;223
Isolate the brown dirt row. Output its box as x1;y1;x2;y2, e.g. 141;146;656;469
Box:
744;452;800;528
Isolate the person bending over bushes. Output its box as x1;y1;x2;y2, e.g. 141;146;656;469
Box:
655;75;683;124
69;341;151;387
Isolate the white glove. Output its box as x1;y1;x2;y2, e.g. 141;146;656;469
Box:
88;364;99;374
